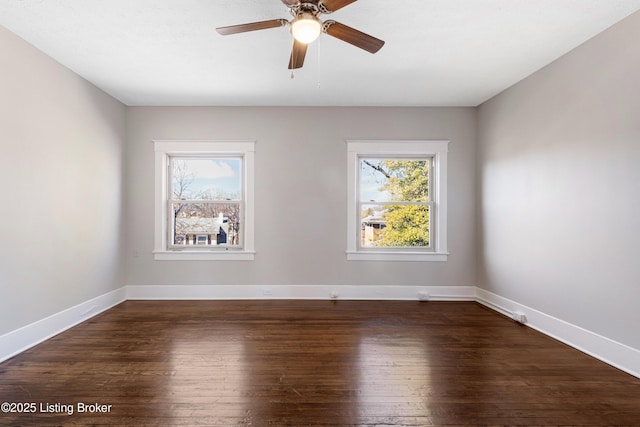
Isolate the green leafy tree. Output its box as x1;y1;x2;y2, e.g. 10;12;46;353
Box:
381;160;429;202
364;159;430;247
380;205;429;247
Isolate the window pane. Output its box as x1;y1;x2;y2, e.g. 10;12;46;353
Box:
171;158;241;201
360;204;429;248
359;159;429;202
172;202;241;246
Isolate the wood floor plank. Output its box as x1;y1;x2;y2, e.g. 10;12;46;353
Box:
1;300;639;426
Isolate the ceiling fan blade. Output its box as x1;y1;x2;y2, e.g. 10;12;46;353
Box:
319;0;358;13
288;39;308;69
216;19;287;36
281;0;300;5
324;21;384;53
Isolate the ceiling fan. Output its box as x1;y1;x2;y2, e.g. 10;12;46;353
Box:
216;0;385;69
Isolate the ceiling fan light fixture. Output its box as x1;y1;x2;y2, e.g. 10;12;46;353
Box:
216;0;385;70
290;12;322;44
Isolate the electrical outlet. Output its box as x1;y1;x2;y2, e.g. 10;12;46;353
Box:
262;288;273;296
418;291;430;301
512;312;527;324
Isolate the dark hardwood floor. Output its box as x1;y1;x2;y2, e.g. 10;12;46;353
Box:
1;300;639;426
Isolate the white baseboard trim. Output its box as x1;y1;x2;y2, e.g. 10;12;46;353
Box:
126;284;476;301
0;287;127;363
475;288;640;379
2;285;638;381
0;284;472;364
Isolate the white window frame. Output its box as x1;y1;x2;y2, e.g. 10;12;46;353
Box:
153;140;255;261
346;140;449;262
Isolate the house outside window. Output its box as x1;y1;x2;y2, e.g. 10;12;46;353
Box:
153;141;255;261
346;140;449;261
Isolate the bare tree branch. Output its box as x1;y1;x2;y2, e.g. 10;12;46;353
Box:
362;160;390;178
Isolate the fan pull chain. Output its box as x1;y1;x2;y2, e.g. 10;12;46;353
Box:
316;37;321;89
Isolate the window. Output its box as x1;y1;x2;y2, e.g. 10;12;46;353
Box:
169;157;241;249
346;140;449;261
153;141;255;261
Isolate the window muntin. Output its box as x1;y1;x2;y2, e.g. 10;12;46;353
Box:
346;140;448;262
168;157;243;250
153;140;255;261
358;158;433;250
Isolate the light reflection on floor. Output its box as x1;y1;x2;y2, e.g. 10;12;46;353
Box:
169;327;249;422
357;335;431;419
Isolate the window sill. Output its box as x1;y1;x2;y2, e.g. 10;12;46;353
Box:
153;251;255;261
346;251;448;262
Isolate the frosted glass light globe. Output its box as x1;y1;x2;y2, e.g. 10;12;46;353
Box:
291;13;322;44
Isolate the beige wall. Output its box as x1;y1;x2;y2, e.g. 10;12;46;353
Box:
123;107;477;288
0;26;126;335
477;11;640;349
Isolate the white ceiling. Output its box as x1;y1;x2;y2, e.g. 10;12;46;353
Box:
2;0;639;106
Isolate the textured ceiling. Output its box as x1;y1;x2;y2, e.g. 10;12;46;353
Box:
2;0;639;106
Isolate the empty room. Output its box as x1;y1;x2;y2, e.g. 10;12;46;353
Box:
1;0;640;425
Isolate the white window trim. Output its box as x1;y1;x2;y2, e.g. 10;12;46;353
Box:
346;140;449;262
153;140;255;261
